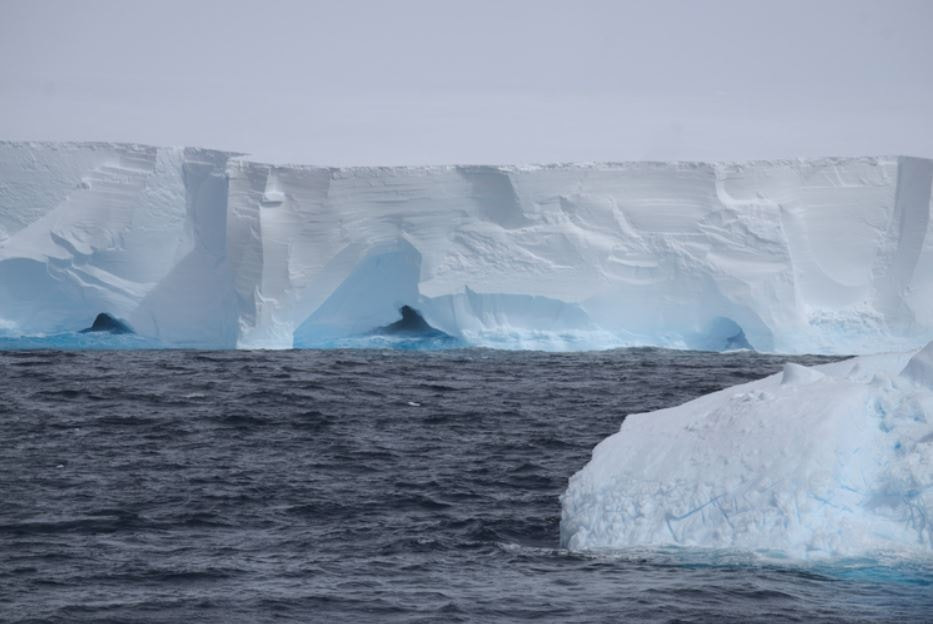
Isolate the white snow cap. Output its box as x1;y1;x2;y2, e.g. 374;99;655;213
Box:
561;344;933;559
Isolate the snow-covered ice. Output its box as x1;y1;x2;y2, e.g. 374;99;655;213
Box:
560;343;933;559
1;141;932;352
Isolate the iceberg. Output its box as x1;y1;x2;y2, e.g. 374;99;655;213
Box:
1;141;932;352
560;343;933;559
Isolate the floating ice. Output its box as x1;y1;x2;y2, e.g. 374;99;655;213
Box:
1;142;932;352
560;343;933;559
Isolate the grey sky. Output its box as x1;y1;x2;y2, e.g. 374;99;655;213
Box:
1;0;931;165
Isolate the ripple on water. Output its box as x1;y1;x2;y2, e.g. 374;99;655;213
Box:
1;348;930;623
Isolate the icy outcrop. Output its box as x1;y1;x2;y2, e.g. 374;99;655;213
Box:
80;313;133;334
560;344;933;559
1;141;932;352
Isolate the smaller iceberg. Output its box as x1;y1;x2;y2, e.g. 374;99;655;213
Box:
561;342;933;559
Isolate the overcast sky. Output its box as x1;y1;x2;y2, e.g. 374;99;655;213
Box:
1;0;931;165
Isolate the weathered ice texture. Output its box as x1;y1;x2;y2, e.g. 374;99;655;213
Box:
1;141;931;352
561;342;933;559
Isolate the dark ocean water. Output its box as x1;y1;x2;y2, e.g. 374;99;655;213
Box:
2;348;931;623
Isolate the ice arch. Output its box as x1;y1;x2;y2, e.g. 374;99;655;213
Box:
293;239;423;346
292;239;615;350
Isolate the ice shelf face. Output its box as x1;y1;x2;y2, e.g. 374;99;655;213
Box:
1;141;932;352
560;343;933;559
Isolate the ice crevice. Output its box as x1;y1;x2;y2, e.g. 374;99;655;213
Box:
1;142;932;352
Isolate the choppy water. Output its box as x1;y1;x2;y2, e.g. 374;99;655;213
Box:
2;348;931;623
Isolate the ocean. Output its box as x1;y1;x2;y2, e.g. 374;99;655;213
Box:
2;348;931;623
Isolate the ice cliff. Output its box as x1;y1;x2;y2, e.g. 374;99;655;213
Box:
560;342;933;559
1;141;932;352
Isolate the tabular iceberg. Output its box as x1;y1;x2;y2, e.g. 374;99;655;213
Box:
560;343;933;559
1;141;932;352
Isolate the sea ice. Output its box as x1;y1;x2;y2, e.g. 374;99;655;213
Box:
560;343;933;559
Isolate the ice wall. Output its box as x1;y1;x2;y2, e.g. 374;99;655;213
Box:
0;142;239;346
1;141;932;352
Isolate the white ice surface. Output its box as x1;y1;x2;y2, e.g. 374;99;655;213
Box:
560;343;933;559
1;141;932;351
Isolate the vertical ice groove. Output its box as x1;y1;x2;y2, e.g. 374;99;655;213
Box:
225;159;268;342
870;157;933;332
